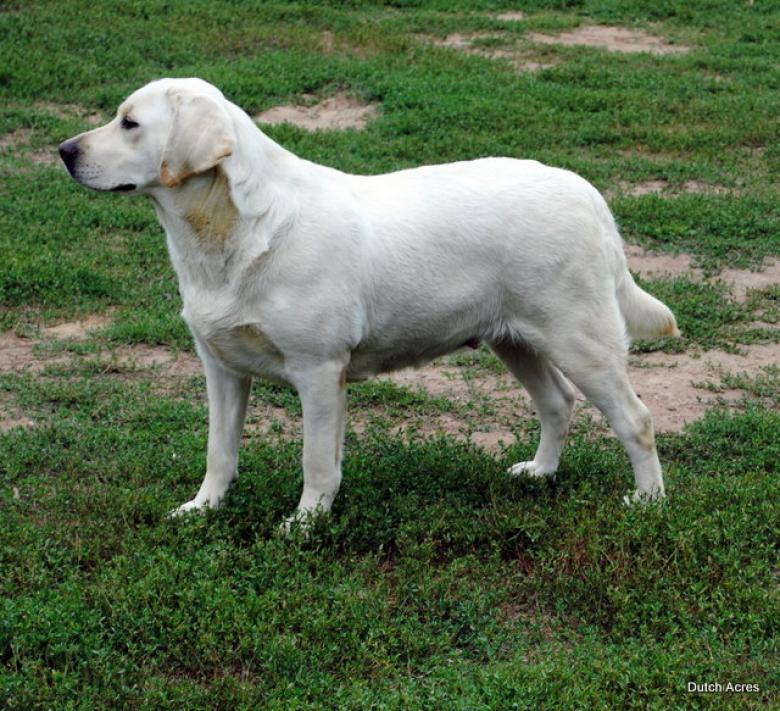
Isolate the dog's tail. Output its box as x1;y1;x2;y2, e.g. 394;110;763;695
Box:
591;190;680;341
616;270;680;340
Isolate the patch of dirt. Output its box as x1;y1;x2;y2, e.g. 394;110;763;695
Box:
33;101;104;125
2;308;776;449
28;149;60;166
384;364;476;401
0;391;35;432
610;179;734;198
496;11;525;22
528;25;690;55
625;244;696;280
0;131;60;165
719;263;780;301
0;128;34;150
244;403;300;442
0;315;113;372
42;315;112;340
628;343;780;433
625;244;780;301
255;91;379;131
681;180;733;195
355;341;779;446
431;32;500;52
514;59;557;72
426;33;556;72
0;414;34;432
110;343;202;378
0;407;34;432
0;331;36;371
1;104;102;165
342;362;528;451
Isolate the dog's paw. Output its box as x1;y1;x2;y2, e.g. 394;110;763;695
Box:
168;498;210;518
623;488;665;506
507;460;556;479
278;508;327;538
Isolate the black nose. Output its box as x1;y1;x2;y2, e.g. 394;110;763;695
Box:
58;140;80;174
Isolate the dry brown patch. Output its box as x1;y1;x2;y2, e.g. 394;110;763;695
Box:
426;33;556;72
618;179;668;197
1;104;101;166
719;262;780;301
0;130;62;166
629;344;780;432
681;180;733;195
28;149;60;166
384;363;472;400
42;314;112;340
625;244;780;301
528;25;689;55
0;315;112;372
0;331;36;371
625;244;695;279
0;415;34;432
0;390;35;432
0;129;62;166
109;343;202;378
431;32;500;52
348;408;518;454
356;341;778;443
340;363;529;452
33;101;103;125
610;179;734;198
244;403;300;442
255;91;379;131
514;59;557;72
496;11;525;22
0;128;34;150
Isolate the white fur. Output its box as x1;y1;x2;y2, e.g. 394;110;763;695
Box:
62;78;678;524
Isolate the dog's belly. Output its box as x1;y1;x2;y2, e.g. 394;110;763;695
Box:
347;330;481;381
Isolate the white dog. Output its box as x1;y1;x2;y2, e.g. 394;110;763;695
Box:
60;78;678;526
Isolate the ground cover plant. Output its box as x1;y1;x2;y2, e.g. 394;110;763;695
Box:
1;1;778;708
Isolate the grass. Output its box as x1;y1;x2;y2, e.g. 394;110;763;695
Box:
1;1;778;708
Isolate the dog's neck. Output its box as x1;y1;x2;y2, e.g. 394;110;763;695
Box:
149;112;304;288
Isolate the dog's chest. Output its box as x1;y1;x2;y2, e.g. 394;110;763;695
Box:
183;302;287;382
207;324;285;380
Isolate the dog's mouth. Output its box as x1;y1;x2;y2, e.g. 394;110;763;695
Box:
110;183;137;193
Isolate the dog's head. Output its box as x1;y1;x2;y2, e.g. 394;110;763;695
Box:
59;78;236;194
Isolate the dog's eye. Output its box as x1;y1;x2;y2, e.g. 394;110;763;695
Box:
121;116;139;130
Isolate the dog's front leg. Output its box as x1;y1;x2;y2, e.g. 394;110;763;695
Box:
283;361;347;532
170;343;251;516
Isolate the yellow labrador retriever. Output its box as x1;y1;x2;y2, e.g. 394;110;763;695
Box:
60;78;678;527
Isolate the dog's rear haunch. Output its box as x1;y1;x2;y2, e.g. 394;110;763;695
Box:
61;78;678;529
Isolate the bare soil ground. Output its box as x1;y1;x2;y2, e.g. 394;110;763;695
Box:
421;21;688;72
626;244;780;301
527;25;690;55
608;179;735;199
255;91;379;131
1;103;103;165
2;88;774;444
2;289;776;447
496;12;525;22
425;33;556;72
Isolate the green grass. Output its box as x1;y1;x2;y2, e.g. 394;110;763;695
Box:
1;373;778;708
1;1;778;708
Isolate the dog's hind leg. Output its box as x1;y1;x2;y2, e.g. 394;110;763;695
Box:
543;312;665;501
491;339;576;478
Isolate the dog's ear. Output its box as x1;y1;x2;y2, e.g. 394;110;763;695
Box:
160;91;236;188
